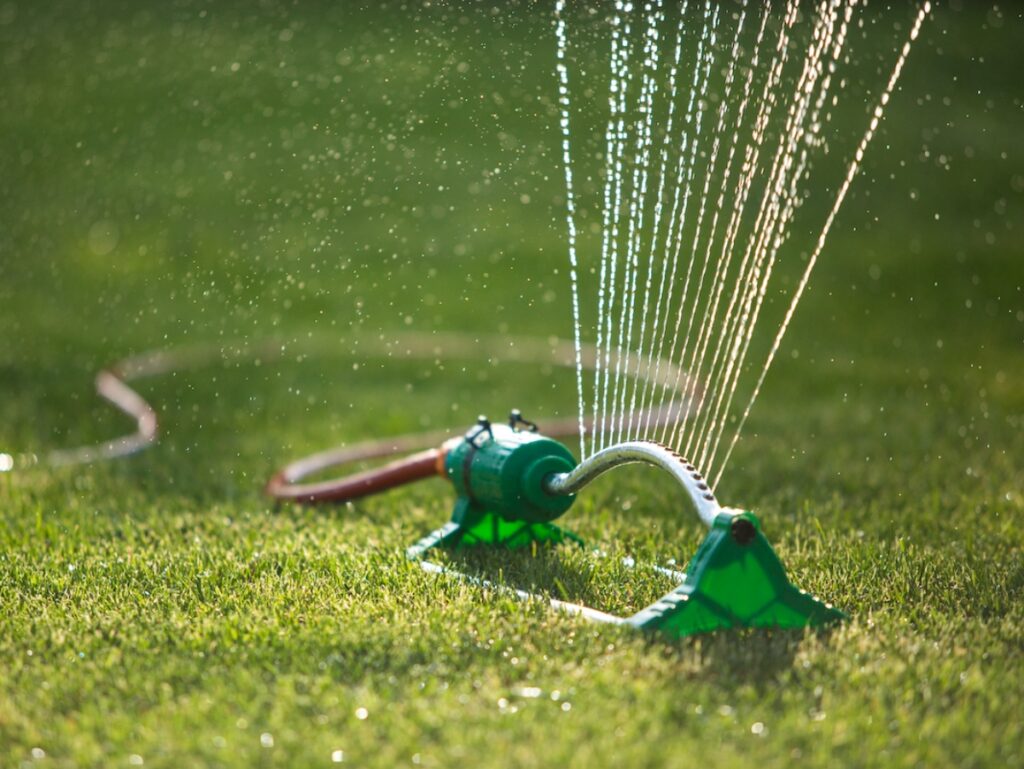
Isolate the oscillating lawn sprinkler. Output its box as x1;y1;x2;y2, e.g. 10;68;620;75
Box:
268;409;845;639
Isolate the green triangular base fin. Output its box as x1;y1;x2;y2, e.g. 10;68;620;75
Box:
630;512;846;638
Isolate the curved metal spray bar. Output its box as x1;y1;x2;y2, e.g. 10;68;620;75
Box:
543;440;726;528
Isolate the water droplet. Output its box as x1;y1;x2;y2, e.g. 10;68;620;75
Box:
88;220;120;256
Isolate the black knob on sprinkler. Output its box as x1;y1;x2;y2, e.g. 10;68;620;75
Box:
475;415;493;439
464;415;494;446
731;516;757;546
508;408;538;433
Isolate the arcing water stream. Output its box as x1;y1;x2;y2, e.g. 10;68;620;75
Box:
554;0;932;487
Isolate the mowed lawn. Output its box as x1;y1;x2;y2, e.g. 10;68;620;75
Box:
1;2;1022;767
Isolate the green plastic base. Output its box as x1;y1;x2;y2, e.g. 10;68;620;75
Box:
405;499;583;562
405;498;845;640
448;497;583;549
630;512;846;638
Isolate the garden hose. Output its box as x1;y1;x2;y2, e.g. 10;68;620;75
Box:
1;330;842;639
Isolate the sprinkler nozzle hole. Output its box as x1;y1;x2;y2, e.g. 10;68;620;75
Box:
731;517;756;546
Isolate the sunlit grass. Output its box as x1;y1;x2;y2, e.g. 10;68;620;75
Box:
1;2;1022;768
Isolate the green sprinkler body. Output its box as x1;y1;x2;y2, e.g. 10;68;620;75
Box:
437;413;582;548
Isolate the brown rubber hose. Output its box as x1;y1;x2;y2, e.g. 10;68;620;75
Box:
265;446;448;505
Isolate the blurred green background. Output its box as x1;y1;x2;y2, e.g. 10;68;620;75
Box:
1;2;1021;767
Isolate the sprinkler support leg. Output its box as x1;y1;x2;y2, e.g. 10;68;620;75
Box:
629;511;845;638
445;496;583;550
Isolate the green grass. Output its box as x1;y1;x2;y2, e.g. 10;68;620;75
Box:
1;2;1023;767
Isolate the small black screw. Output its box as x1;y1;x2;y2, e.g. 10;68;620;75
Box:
731;517;756;546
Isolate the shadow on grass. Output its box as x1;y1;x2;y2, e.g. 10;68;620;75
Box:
439;539;678;618
438;542;844;688
657;627;829;688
